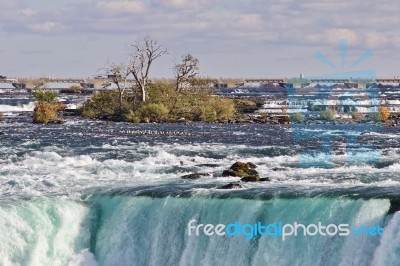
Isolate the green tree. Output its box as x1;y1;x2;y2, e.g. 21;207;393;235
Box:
33;89;59;103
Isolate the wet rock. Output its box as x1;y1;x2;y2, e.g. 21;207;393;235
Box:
222;161;259;177
373;161;394;169
181;173;210;180
272;167;287;171
48;118;65;124
220;183;243;189
222;169;239;177
196;163;220;168
388;199;400;215
241;175;260;182
333;178;359;184
246;162;257;169
260;177;271;182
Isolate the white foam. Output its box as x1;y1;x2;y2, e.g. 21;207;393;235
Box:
371;212;400;265
0;102;35;112
0;199;92;265
68;249;98;266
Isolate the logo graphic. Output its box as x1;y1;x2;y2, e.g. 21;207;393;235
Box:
288;40;381;168
188;219;384;241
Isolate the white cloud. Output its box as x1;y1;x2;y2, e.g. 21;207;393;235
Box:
28;22;61;33
1;0;400;77
158;0;213;10
325;29;358;45
365;32;389;49
96;1;146;13
17;9;37;17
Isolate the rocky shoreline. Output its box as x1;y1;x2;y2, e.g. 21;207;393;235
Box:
2;109;400;127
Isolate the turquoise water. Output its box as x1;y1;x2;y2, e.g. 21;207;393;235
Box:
0;196;397;266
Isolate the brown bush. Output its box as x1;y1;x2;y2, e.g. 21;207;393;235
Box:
67;85;81;93
33;102;59;124
0;112;3;121
377;106;390;122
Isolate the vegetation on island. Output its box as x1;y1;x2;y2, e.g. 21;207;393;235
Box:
80;36;236;123
319;108;336;121
80;80;236;123
33;89;65;124
376;106;391;122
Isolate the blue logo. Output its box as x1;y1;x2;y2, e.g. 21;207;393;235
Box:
288;39;381;168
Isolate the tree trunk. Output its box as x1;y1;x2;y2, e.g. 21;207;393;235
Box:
141;86;146;102
141;79;147;102
119;90;123;110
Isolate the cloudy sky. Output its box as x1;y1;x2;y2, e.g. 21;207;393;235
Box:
0;0;399;79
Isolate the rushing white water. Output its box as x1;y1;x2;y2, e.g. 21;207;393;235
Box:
1;143;400;200
0;102;35;112
0;196;396;266
0;199;92;266
1;119;400;265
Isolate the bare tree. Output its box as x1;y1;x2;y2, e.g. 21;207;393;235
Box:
173;54;199;92
105;62;132;110
128;36;168;102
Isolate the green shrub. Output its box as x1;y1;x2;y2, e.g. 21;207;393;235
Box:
80;91;125;118
124;110;141;123
80;81;237;123
290;112;305;123
211;97;235;121
138;103;169;122
320;108;336;120
200;107;218;122
33;90;59;103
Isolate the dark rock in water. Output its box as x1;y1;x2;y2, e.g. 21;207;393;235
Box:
246;162;257;169
241;175;260;182
220;183;242;189
272;167;287;171
231;161;257;170
197;163;220;168
42;180;55;187
373;161;394;169
260;177;271;182
181;173;210;180
333;178;359;184
63;109;79;116
5;180;17;186
388;199;400;215
48;118;65;124
222;169;239;177
222;161;259;177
